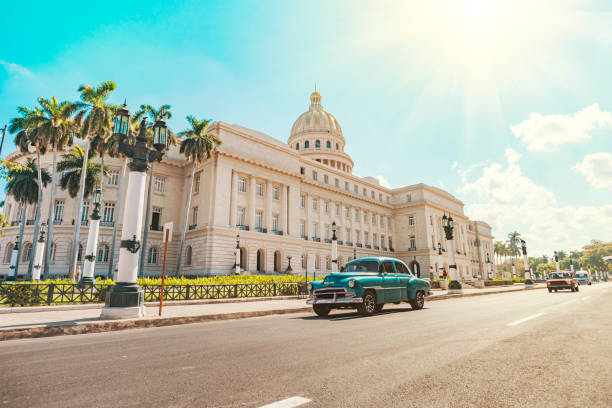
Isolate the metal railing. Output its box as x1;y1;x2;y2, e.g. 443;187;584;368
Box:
0;282;308;307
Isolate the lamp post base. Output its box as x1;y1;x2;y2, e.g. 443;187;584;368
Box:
78;276;96;286
448;280;463;294
100;282;145;319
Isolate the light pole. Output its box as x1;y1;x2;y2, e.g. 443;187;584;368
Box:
437;242;442;279
7;235;20;282
234;234;241;275
512;258;517;279
554;251;560;273
443;214;462;293
32;224;46;281
286;256;293;273
80;188;102;285
100;106;168;320
487;252;492;280
331;221;338;273
521;239;533;286
353;247;357;261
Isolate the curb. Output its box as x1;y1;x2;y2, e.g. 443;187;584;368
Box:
0;286;546;342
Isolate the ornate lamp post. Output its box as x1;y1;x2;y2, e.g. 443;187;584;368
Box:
353;247;357;261
7;234;20;281
286;255;293;273
512;258;517;279
486;252;492;280
234;234;241;275
437;242;442;279
331;221;338;273
32;224;46;281
442;214;462;293
80;188;102;285
100;105;168;319
521;239;533;286
554;251;560;274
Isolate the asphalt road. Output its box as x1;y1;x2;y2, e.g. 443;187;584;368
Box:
2;283;611;408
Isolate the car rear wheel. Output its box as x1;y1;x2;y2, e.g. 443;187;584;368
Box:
548;288;553;293
357;291;377;316
313;304;331;317
410;291;425;310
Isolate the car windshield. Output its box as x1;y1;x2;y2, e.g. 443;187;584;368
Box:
549;273;571;279
576;273;587;278
344;260;379;273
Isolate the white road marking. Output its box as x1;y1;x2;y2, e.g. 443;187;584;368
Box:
260;397;311;408
582;296;591;301
507;313;546;326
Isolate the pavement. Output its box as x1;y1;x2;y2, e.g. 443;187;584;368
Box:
0;283;545;340
3;283;610;407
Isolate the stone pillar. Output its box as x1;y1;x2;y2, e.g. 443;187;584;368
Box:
281;184;288;235
101;170;147;319
32;235;45;281
305;193;311;239
332;233;338;273
80;218;100;285
248;176;256;229
265;180;272;231
447;238;463;294
229;171;238;227
7;240;19;281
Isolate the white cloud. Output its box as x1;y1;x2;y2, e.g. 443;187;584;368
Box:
451;161;458;169
374;175;392;189
504;148;522;164
573;152;612;189
457;152;612;254
510;104;612;151
0;60;33;78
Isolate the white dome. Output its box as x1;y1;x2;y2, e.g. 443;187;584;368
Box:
289;91;343;142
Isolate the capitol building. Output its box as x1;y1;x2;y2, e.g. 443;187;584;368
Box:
0;91;495;279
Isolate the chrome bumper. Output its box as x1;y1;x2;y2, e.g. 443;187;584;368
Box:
307;297;363;305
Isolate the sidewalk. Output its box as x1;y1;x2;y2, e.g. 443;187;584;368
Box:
0;283;545;341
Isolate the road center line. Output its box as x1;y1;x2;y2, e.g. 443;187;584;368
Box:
507;313;546;327
260;396;311;408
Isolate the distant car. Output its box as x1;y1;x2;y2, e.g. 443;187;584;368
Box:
306;257;431;316
575;272;591;286
546;272;579;293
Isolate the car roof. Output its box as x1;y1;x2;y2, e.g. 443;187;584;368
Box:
351;257;405;263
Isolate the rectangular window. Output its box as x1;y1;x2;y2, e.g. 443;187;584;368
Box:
237;208;245;226
379;193;383;201
407;193;412;203
238;177;247;192
335;178;339;187
154;177;165;193
371;191;375;199
255;211;262;229
256;182;263;196
345;230;350;242
389;238;393;249
152;207;162;229
81;202;89;222
409;216;415;226
312;171;317;181
345;181;349;191
272;186;280;200
324;175;329;184
372;214;376;224
272;214;279;231
387;218;391;228
363;188;367;196
354;185;358;194
344;207;349;218
312;198;317;211
300;195;305;208
312;222;318;238
192;206;198;226
335;204;340;216
364;232;369;245
300;220;305;238
194;173;201;194
108;170;119;186
410;236;416;249
354;209;359;220
103;203;115;223
364;212;368;222
324;201;329;213
324;226;329;240
54;201;64;222
381;236;385;247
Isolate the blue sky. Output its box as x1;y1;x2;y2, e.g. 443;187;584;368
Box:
1;0;611;255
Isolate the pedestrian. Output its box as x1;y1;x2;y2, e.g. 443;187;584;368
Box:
442;268;447;279
429;266;434;283
75;265;81;282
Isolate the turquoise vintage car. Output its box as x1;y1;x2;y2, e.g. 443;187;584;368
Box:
306;257;431;316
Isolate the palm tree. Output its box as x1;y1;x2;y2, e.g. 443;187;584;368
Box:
69;81;117;279
57;146;103;198
175;116;221;275
132;104;174;277
8;105;48;279
5;159;51;276
31;97;78;279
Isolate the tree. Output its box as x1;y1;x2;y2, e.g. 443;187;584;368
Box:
556;250;567;260
175;116;221;275
31;97;78;279
9;105;49;279
57;146;103;199
69;81;117;280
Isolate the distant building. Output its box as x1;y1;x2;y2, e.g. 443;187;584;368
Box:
0;91;494;279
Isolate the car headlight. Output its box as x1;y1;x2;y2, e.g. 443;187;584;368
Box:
348;279;356;288
307;283;313;291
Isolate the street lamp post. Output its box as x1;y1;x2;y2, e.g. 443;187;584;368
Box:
100;106;168;320
554;251;560;273
353;247;356;261
331;221;338;273
286;256;293;273
437;242;442;279
32;225;46;281
80;188;102;285
234;234;241;275
7;235;20;282
443;214;462;293
512;258;517;279
521;239;533;286
487;253;492;280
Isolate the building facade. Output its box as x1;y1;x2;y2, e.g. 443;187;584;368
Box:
0;91;495;279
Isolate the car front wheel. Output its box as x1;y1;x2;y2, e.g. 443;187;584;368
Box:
575;285;579;292
358;291;377;316
410;291;425;310
548;288;553;293
313;304;331;317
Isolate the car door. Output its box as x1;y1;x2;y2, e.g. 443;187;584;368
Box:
394;261;412;300
380;261;401;302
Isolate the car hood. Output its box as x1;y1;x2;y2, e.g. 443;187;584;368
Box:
322;273;377;285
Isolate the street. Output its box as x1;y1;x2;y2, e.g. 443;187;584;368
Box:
1;283;611;408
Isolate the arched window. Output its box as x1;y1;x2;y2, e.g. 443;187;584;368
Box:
315;254;320;270
147;246;158;265
97;244;109;263
326;140;331;149
185;246;192;266
336;143;339;150
295;143;299;150
274;250;281;273
22;243;32;262
4;243;14;263
315;140;321;148
240;247;247;269
304;140;310;149
257;249;265;273
77;244;83;262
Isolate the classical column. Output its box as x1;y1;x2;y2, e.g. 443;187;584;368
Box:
7;235;20;281
265;180;272;232
331;222;338;273
443;215;462;294
229;171;238;227
305;193;311;239
81;192;101;285
554;251;560;273
32;228;46;281
281;184;288;235
248;176;256;229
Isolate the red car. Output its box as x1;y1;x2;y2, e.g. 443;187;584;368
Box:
547;272;579;293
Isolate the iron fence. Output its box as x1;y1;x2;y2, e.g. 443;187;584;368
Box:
0;282;308;307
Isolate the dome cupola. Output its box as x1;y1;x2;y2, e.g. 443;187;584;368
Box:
289;91;353;173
